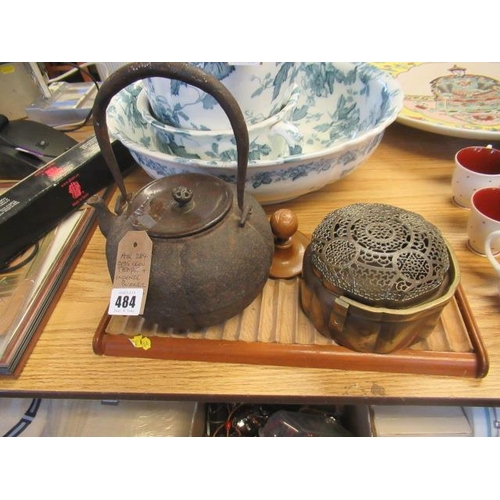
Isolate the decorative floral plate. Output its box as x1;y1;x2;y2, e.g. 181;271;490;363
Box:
374;62;500;140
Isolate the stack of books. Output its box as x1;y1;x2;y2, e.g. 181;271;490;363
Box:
0;181;98;376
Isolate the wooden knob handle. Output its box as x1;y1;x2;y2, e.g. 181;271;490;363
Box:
270;209;298;241
269;209;309;279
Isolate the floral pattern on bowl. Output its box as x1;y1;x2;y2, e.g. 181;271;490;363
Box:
143;62;297;130
136;85;303;162
107;62;403;205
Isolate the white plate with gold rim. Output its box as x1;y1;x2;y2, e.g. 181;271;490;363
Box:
374;62;500;140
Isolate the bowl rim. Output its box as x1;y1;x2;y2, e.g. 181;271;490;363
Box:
137;85;302;138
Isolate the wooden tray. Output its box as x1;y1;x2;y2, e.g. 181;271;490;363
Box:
93;279;489;378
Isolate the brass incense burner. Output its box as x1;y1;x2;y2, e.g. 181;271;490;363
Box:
301;203;460;353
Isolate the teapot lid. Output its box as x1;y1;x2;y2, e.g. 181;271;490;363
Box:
127;173;232;237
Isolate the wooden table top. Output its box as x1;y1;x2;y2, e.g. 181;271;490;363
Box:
1;122;499;405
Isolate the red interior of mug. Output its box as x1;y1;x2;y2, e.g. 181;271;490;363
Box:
457;146;500;175
472;187;500;221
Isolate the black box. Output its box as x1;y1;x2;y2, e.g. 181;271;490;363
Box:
0;135;134;268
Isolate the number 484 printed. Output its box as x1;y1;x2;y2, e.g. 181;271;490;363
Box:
108;288;144;316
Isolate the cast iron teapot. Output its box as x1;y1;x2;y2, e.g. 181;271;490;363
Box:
89;62;274;330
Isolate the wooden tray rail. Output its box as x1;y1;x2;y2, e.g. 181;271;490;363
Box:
93;279;489;379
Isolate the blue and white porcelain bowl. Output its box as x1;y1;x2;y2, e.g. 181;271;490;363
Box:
144;62;297;130
136;85;303;161
107;62;404;205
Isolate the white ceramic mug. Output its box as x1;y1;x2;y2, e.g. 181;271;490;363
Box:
485;229;500;293
467;187;500;254
452;144;500;208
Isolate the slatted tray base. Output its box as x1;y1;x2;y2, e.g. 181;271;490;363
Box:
93;279;489;378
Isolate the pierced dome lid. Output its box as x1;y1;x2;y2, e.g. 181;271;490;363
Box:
309;203;451;308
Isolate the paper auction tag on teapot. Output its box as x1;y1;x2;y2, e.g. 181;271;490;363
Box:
108;231;152;316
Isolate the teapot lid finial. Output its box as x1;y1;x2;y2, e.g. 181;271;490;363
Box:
129;173;232;238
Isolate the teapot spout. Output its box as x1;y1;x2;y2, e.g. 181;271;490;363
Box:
87;194;115;237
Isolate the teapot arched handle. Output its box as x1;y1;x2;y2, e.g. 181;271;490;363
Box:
92;62;250;213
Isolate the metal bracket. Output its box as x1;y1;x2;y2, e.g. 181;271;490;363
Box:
329;297;350;333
